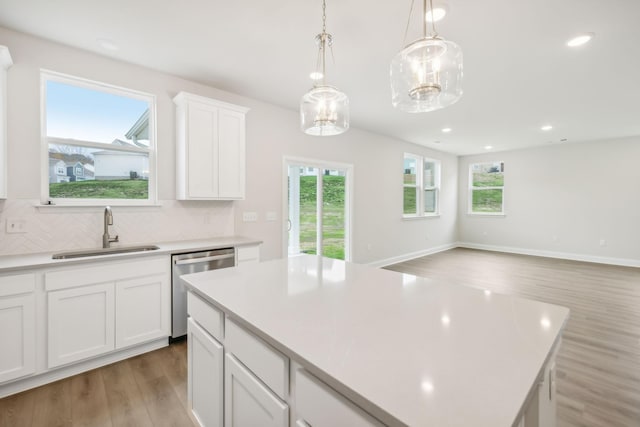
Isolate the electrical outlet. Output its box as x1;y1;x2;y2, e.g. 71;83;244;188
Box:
243;212;258;222
599;239;606;247
6;219;27;233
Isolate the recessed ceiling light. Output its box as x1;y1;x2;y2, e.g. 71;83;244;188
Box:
309;71;323;80
441;127;452;133
426;6;448;22
567;33;594;47
97;38;119;52
484;145;493;150
541;125;553;131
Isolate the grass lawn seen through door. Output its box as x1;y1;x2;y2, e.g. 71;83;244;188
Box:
298;175;345;260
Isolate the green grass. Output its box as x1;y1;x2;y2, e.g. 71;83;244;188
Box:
472;171;504;187
49;180;148;199
296;175;345;260
472;189;503;213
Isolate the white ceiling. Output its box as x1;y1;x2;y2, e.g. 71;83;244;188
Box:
0;0;638;155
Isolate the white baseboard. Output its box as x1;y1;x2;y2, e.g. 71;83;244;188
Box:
456;242;640;268
368;243;457;268
0;338;168;399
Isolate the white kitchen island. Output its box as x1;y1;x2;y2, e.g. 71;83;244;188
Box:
182;254;569;427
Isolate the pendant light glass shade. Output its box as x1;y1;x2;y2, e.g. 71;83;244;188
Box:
301;85;349;136
300;0;349;136
390;0;463;113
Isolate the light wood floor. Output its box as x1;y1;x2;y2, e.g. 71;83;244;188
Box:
2;249;639;426
385;248;640;427
0;340;198;427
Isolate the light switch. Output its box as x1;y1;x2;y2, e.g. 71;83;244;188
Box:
243;212;258;222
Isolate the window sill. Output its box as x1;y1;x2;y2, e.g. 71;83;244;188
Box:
402;214;441;221
35;203;163;212
466;212;505;217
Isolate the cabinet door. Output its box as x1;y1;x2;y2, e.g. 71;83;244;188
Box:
188;318;223;427
48;282;115;368
0;293;35;382
217;108;245;199
235;245;260;266
115;274;169;349
187;100;219;198
225;354;288;427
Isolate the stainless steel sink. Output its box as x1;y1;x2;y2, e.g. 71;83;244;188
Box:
52;245;160;259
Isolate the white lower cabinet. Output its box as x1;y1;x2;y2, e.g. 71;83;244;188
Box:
48;282;115;368
0;277;36;383
188;318;223;427
235;245;260;266
46;256;169;369
224;353;288;427
521;346;559;427
116;274;169;348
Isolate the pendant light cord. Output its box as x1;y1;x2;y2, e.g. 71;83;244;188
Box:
402;0;415;45
428;0;438;37
403;0;438;43
314;0;336;86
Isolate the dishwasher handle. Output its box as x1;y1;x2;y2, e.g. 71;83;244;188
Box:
174;253;235;266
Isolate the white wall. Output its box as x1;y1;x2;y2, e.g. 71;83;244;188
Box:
457;138;640;266
0;26;458;262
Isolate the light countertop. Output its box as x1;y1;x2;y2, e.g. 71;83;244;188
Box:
183;254;570;427
0;236;261;272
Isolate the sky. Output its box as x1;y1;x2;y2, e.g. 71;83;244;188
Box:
46;80;149;144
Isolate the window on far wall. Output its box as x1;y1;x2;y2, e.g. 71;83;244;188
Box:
469;161;504;214
403;153;441;217
41;70;156;205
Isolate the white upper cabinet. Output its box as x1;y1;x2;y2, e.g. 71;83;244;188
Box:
0;46;12;199
174;92;249;200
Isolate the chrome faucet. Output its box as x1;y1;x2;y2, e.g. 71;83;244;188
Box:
102;206;119;248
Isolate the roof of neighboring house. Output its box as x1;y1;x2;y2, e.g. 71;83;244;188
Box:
124;109;149;146
65;161;83;167
48;158;65;165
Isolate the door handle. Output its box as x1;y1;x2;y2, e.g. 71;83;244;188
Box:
287;219;292;231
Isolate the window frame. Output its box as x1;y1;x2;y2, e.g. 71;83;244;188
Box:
468;161;505;215
40;70;157;206
403;153;441;219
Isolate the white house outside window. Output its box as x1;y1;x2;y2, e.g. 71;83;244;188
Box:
403;153;441;218
41;70;156;205
469;161;505;214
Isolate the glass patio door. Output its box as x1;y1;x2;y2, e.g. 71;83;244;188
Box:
286;160;351;261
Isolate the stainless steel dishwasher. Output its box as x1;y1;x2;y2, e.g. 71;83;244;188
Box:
171;248;235;340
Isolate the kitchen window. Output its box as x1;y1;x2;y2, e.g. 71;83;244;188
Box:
403;153;440;218
469;161;505;214
41;70;157;205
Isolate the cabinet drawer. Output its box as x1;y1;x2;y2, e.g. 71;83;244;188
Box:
0;273;35;297
187;291;223;341
225;318;288;399
295;369;383;427
236;245;259;263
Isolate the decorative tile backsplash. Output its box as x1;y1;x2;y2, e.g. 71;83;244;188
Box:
0;199;235;256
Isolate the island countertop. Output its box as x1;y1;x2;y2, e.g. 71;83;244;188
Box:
182;254;569;427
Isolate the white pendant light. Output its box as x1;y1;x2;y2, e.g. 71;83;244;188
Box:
390;0;463;113
300;0;349;136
